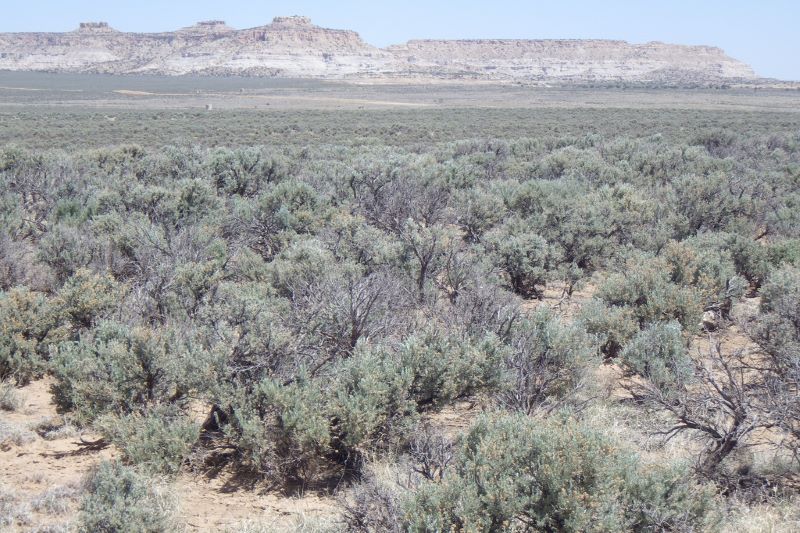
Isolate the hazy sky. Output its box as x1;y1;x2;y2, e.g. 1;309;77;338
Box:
3;0;798;80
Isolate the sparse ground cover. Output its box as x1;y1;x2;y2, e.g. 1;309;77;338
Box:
0;75;799;531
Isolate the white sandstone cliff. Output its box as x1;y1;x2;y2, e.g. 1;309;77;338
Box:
0;16;758;83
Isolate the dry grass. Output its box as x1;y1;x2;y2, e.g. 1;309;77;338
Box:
0;419;37;449
30;484;79;515
721;496;800;532
0;381;22;412
30;416;79;441
27;525;71;533
0;485;32;529
224;515;342;533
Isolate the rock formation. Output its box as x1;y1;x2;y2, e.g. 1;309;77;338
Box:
0;16;758;83
387;39;755;82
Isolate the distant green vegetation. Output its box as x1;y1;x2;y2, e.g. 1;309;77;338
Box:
3;107;800;150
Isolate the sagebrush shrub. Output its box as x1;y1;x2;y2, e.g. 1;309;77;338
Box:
207;146;287;197
405;413;718;533
77;461;178;533
51;321;215;425
454;187;506;242
251;179;326;245
399;331;505;407
97;406;199;475
330;332;503;457
662;239;746;316
342;468;403;533
497;309;598;415
578;299;639;359
0;287;64;384
223;374;331;480
582;254;702;357
52;268;121;331
726;234;772;289
754;266;800;366
752;266;800;451
221;330;504;481
36;223;94;285
486;219;555;299
619;321;694;389
595;255;702;330
328;345;417;454
0;380;21;411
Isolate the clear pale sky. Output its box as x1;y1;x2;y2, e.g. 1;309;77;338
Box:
3;0;798;80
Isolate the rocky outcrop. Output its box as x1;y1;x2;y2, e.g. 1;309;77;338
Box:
77;22;116;33
0;16;758;83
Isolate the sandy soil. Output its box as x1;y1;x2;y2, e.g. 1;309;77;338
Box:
0;378;114;531
176;471;339;532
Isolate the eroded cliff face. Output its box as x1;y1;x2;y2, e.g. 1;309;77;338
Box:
0;16;757;82
0;16;392;77
387;39;755;81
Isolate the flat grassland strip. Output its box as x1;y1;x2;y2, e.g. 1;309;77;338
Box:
1;72;800;149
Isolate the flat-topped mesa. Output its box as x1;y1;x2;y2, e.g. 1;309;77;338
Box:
388;38;756;80
75;22;116;33
179;20;234;34
271;16;313;27
232;15;375;54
